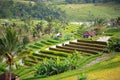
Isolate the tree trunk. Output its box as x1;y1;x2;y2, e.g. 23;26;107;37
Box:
9;64;12;80
6;53;14;80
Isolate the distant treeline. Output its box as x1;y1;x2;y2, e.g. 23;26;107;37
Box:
27;0;120;4
65;0;120;4
0;0;66;21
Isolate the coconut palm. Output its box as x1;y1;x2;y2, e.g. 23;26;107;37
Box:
0;29;20;80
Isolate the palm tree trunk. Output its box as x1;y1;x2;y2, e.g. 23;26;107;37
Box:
9;64;12;80
6;53;13;80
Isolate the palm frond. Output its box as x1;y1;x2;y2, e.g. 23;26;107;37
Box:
0;29;19;56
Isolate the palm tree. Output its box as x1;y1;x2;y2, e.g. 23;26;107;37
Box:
0;29;20;80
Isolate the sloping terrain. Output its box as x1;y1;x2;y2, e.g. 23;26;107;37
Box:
17;39;109;79
58;3;120;21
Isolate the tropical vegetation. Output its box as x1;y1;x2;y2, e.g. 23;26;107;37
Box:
0;0;120;80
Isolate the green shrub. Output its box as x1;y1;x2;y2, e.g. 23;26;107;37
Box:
0;64;7;72
104;33;114;36
35;58;69;76
35;53;82;77
64;34;72;40
108;37;120;52
105;28;120;33
23;36;30;46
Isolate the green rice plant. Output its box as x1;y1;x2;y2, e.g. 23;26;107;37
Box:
40;50;70;57
23;60;35;66
28;45;40;49
46;39;60;43
34;43;44;47
18;64;40;78
40;40;52;45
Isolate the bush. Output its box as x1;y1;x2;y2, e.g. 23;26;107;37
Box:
64;34;72;41
108;37;120;52
35;58;69;76
105;28;120;33
35;52;82;77
23;36;29;46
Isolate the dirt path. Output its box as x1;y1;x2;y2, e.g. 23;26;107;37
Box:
82;54;112;69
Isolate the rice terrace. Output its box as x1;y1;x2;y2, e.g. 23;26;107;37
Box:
0;0;120;80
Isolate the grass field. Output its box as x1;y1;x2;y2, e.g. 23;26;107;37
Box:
59;3;120;21
60;53;120;80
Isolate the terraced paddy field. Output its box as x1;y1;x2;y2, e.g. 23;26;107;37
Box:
12;39;110;80
23;39;108;67
1;38;118;80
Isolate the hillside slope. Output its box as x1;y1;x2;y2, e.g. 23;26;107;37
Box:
58;3;120;21
61;53;120;80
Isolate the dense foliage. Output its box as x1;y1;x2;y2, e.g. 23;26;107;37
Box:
108;36;120;52
35;52;81;76
65;0;120;4
0;0;66;21
0;29;19;55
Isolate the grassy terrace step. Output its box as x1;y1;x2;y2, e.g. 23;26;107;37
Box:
77;40;107;45
56;46;94;55
33;53;65;60
33;53;55;59
40;50;70;57
34;43;44;47
69;42;106;48
54;46;99;54
24;60;36;66
40;40;52;45
24;56;42;66
27;55;43;61
28;45;41;49
64;44;105;52
46;39;60;43
49;47;73;53
18;64;40;78
56;45;102;53
24;59;38;64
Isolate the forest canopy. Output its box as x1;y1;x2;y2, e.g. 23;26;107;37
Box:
0;0;66;21
65;0;120;4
